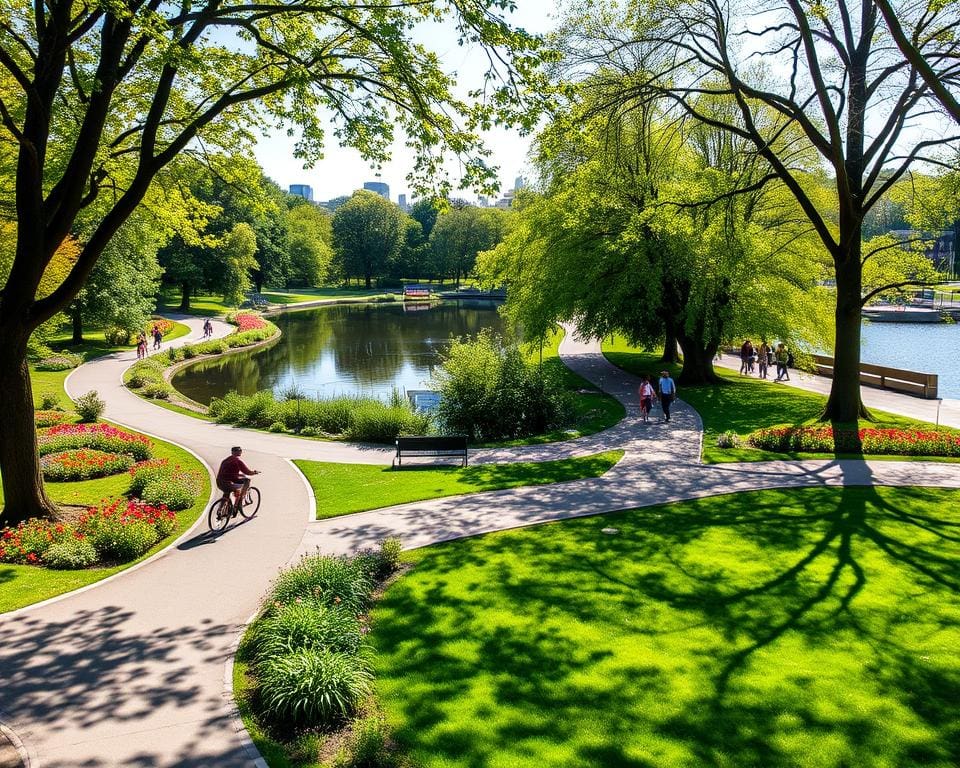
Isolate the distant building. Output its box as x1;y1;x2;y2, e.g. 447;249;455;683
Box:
398;193;409;212
494;190;515;209
363;181;390;200
514;175;525;192
289;184;313;201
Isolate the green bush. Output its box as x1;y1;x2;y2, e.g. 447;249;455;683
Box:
43;537;98;570
74;390;106;422
253;602;365;660
89;518;158;561
167;346;186;363
141;478;195;510
270;553;374;614
344;402;430;443
354;538;403;582
143;382;173;400
268;421;287;433
39;392;62;410
258;648;372;728
300;426;319;437
433;330;572;442
129;460;202;510
104;326;131;345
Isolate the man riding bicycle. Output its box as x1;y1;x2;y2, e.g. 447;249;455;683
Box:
216;446;259;507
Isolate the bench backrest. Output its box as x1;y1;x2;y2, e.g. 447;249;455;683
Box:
396;435;467;451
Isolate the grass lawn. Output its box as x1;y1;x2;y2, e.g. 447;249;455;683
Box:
371;485;960;768
295;450;623;519
49;320;191;361
602;338;958;463
157;286;394;315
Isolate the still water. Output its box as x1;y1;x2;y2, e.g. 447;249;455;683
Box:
173;301;507;405
861;321;960;399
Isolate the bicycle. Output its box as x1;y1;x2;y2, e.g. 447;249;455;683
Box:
208;482;261;531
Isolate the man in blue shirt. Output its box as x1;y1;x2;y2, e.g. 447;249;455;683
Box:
658;370;677;423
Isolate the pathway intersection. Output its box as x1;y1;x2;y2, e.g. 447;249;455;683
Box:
0;316;958;767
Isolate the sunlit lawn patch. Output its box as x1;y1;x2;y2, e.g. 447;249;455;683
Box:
295;450;623;519
371;486;960;768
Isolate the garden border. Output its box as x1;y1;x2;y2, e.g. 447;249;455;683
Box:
0;713;31;768
223;609;269;768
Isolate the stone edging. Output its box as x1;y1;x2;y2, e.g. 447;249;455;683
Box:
0;714;31;768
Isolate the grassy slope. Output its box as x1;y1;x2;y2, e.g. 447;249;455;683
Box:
602;338;958;463
49;320;191;360
371;486;960;768
295;450;624;519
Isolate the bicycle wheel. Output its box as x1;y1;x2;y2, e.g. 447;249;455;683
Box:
208;497;231;531
239;487;261;519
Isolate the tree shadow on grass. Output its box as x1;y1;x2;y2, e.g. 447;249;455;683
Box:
371;480;960;767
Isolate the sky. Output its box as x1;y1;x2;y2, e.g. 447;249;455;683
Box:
253;1;561;205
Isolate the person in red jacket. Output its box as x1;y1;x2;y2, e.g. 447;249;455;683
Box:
216;446;259;507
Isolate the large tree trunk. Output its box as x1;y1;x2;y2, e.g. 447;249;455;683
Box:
179;282;191;311
0;328;58;525
823;253;870;423
661;327;679;363
71;303;84;345
676;332;720;385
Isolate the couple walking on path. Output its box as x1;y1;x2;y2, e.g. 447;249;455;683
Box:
638;370;677;423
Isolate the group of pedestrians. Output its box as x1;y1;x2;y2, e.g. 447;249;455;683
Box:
739;339;792;382
637;370;677;423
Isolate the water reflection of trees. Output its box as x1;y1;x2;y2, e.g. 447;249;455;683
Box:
174;302;507;400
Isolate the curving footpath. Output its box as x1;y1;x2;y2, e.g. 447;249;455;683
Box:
0;319;958;767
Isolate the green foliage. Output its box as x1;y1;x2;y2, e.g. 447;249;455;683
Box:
38;392;63;410
429;205;508;284
253;602;365;660
270;554;374;614
433;330;572;441
74;390;106;422
333;712;403;768
88;519;158;562
221;222;260;306
129;460;203;510
143;382;174;400
286;203;333;286
40;450;134;481
332;191;406;287
208;390;429;442
43;538;98;570
257;648;373;729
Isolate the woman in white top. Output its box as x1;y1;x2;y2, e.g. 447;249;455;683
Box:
638;375;657;423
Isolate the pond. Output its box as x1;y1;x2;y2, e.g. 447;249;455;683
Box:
172;300;508;404
861;320;960;399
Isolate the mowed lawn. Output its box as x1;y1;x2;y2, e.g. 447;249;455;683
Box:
371;486;960;768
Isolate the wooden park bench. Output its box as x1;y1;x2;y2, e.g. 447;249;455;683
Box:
393;435;468;468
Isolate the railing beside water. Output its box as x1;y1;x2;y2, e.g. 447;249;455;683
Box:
811;354;938;399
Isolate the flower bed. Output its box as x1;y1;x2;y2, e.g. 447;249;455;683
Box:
34;409;69;428
128;459;204;510
0;500;175;567
38;423;153;461
232;311;267;331
150;318;175;336
41;449;134;481
748;425;960;457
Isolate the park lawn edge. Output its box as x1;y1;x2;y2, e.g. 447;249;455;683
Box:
295;449;624;520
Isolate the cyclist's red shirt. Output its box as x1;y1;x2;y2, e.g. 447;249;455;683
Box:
217;455;253;485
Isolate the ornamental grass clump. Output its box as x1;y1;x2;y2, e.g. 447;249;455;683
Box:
253;602;365;660
258;648;373;729
41;449;134;481
38;423;153;461
269;553;374;614
748;425;960;457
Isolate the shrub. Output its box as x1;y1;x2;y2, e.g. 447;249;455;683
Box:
34;409;69;428
104;326;131;345
129;459;202;511
716;430;742;449
167;346;185;363
354;538;403;582
43;537;98;570
0;518;74;564
41;449;135;481
140;478;195;511
270;553;374;614
300;426;319;437
268;421;287;433
258;648;372;728
74;390;106;422
77;500;173;561
35;352;82;371
344;402;430;443
126;359;165;390
39;423;153;460
253;602;365;660
143;382;173;400
433;330;572;442
747;425;960;457
39;392;62;410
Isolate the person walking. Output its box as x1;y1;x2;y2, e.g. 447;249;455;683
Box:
739;339;753;376
152;324;163;351
757;341;769;380
658;370;677;423
203;318;213;339
136;331;147;360
775;343;790;381
638;375;656;423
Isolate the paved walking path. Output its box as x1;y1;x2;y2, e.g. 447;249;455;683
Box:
0;319;958;767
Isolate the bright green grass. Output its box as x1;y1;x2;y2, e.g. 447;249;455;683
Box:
0;434;210;613
295;450;623;519
371;486;960;768
261;287;392;304
49;320;191;360
602;338;958;463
